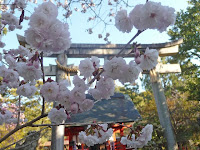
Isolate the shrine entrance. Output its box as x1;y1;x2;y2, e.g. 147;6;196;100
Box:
64;124;128;150
63;93;140;150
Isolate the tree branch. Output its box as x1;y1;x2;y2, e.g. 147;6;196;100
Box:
17;96;21;127
39;52;45;115
0;113;48;143
0;127;49;150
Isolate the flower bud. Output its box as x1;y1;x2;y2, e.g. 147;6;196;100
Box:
9;25;16;31
135;57;141;64
135;49;140;58
71;103;79;114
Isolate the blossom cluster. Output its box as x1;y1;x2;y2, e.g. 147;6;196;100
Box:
0;46;41;126
0;46;42;94
42;76;94;123
115;1;176;33
121;124;153;149
48;108;67;124
25;1;71;55
78;47;158;100
11;0;27;10
1;12;22;33
78;124;113;147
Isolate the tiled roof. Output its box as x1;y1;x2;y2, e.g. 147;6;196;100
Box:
66;93;141;125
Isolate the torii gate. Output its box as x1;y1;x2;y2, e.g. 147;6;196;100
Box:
17;34;182;150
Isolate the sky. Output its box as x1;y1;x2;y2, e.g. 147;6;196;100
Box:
68;0;189;44
1;0;190;90
2;0;189;48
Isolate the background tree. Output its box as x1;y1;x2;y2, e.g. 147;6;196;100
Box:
167;0;200;101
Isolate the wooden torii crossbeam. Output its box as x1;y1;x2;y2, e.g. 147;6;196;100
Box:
17;34;182;58
17;34;182;76
17;34;183;150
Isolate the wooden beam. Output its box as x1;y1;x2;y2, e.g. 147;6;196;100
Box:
159;45;179;57
155;64;181;73
17;34;183;58
44;64;181;76
44;65;57;76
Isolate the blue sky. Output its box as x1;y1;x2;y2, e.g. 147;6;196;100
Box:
68;0;189;44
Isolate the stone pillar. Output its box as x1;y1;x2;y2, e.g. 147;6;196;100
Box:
51;53;68;150
150;70;177;150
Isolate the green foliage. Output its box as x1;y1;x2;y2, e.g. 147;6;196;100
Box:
168;0;200;64
167;0;200;90
116;85;167;149
167;0;200;101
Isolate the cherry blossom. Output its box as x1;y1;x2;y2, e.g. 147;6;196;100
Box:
0;113;4;125
79;58;95;78
70;103;79;114
73;75;88;91
139;48;159;70
16;61;42;81
29;13;52;30
40;82;59;102
58;80;70;91
0;66;19;84
57;89;71;111
90;56;100;68
1;12;20;31
25;1;71;54
0;53;2;61
78;124;113;147
79;99;94;112
119;61;142;84
0;41;5;48
16;83;37;98
4;54;15;64
115;10;133;33
103;57;127;80
0;109;12;125
35;1;58;18
48;108;67;124
129;1;176;32
89;77;115;100
120;124;153;149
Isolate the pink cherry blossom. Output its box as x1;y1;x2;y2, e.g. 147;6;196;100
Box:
40;82;59;102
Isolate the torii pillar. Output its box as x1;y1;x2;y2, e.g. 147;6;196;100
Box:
51;54;68;150
149;59;181;149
